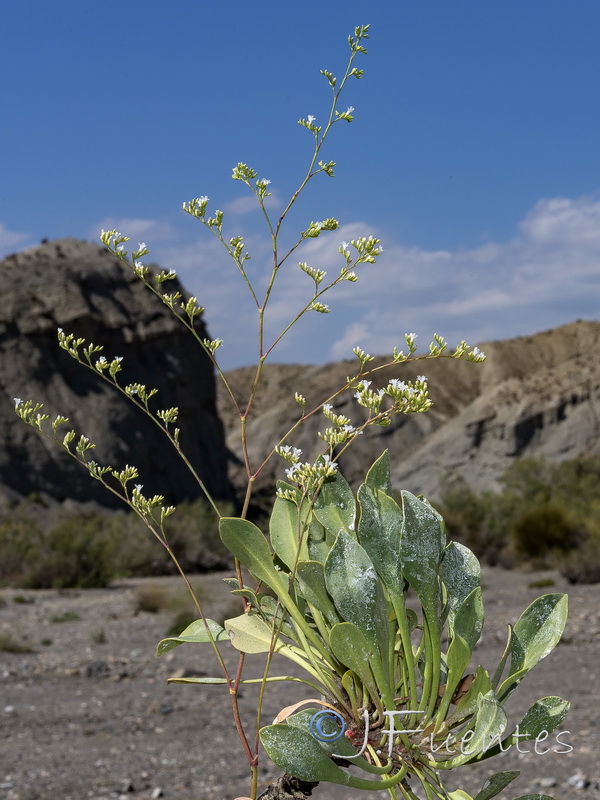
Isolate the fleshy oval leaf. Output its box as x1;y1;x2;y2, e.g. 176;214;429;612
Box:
156;618;228;656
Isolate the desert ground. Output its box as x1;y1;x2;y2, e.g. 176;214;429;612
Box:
1;566;598;800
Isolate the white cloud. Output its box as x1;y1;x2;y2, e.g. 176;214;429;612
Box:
225;191;281;216
322;195;600;360
0;222;34;259
100;195;600;369
91;217;176;244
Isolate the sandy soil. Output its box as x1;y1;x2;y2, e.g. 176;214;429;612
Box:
1;567;599;800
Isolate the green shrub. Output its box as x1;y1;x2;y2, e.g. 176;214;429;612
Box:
560;531;600;584
50;610;81;623
23;514;117;589
510;503;580;561
0;632;34;653
135;585;169;614
0;498;233;589
439;457;600;582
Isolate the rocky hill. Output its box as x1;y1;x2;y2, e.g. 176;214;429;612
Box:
2;238;598;515
217;320;600;505
0;238;233;512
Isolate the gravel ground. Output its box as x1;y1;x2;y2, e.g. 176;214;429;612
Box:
1;567;599;800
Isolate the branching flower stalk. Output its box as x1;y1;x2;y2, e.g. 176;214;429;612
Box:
15;24;566;800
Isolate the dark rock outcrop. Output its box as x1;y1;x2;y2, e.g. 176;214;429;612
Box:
0;238;233;509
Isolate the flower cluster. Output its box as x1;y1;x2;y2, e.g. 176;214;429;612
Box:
283;455;338;492
353;375;432;419
318;403;362;447
276;446;338;493
301;218;340;239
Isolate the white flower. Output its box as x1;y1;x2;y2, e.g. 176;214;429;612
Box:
417;375;427;382
138;242;147;251
307;115;316;125
346;105;354;113
57;327;63;333
323;404;333;413
134;484;143;493
341;241;349;250
388;379;407;391
278;445;302;461
13;397;22;406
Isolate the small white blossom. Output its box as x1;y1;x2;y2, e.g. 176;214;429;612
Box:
388;379;407;391
307;115;316;125
138;242;147;251
13;397;22;406
134;484;143;493
417;375;427;382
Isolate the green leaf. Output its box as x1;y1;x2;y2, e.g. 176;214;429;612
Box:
286;708;392;774
446;665;492;727
448;792;474;800
473;770;519;800
442;691;507;768
365;449;392;495
307;515;330;563
224;613;282;654
454;586;484;653
156;618;228;656
438;586;486;722
219;517;290;598
513;695;570;740
296;560;339;626
329;622;378;694
491;624;513;691
357;484;403;596
325;530;388;658
269;494;310;571
441;541;481;629
168;676;229;684
473;696;570;762
512;796;557;800
168;674;322;688
498;594;568;700
313;470;356;536
399;491;445;616
260;723;354;785
260;724;410;790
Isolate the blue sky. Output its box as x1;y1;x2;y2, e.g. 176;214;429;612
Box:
2;1;600;369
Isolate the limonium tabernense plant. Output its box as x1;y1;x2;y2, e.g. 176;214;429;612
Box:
16;25;568;800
